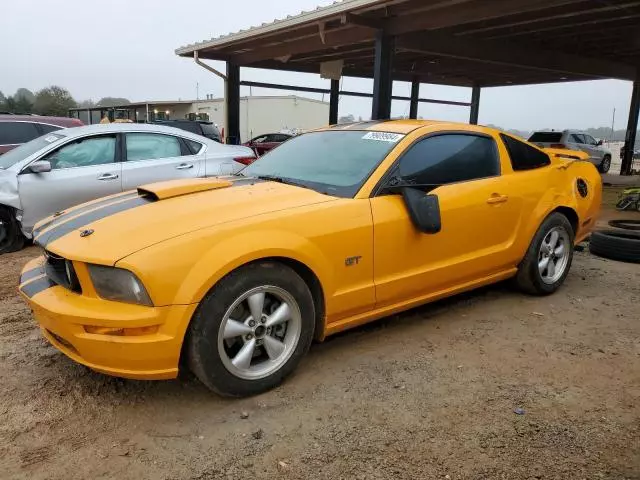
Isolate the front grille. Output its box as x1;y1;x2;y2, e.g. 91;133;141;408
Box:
44;251;82;293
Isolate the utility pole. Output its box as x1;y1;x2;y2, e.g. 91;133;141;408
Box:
610;107;616;142
196;82;199;100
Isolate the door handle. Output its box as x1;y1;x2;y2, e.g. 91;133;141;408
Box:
487;194;509;205
97;173;119;181
176;163;194;170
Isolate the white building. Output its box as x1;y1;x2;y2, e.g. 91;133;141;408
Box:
71;95;329;143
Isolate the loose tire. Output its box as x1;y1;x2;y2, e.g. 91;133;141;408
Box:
608;219;640;231
0;207;25;255
186;262;315;397
589;230;640;263
515;213;575;295
598;155;611;173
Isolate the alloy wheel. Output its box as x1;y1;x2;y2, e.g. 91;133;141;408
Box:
538;226;571;284
217;286;302;380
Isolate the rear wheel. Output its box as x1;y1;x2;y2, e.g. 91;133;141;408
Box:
598;155;611;173
186;262;315;397
515;213;575;295
0;207;25;255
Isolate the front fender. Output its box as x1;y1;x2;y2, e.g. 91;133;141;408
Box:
117;226;333;307
0;171;21;211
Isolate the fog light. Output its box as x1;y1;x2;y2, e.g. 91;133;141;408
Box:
84;325;158;336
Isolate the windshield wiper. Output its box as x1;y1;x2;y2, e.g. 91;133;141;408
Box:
256;175;314;191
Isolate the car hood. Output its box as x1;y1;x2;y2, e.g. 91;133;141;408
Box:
34;177;337;264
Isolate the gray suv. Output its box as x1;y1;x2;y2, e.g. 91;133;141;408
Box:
528;130;612;173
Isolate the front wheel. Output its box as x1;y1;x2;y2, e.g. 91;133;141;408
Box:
0;207;25;255
598;155;611;173
515;213;575;295
185;262;315;397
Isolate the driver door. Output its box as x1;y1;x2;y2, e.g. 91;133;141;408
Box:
18;134;122;232
370;132;522;308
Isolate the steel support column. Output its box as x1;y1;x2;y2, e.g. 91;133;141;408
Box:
371;32;394;120
409;79;420;119
622;79;640;176
226;62;241;145
469;85;481;125
329;79;339;125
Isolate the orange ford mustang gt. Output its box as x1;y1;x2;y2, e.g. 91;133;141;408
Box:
19;120;601;396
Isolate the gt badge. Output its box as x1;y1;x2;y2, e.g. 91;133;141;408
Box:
345;256;362;267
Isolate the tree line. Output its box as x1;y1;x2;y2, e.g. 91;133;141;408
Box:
0;86;130;117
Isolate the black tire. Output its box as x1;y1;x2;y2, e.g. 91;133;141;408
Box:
185;261;315;397
608;219;640;231
589;230;640;263
0;206;25;255
598;155;611;173
515;213;575;295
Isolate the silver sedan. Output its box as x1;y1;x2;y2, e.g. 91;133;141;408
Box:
0;123;255;253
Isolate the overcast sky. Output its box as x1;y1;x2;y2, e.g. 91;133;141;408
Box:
1;0;633;132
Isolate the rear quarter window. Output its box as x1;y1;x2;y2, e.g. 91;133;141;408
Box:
501;134;551;171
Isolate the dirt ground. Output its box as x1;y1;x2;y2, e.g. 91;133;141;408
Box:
1;192;639;480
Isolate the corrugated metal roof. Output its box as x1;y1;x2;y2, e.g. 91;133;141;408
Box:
175;0;384;55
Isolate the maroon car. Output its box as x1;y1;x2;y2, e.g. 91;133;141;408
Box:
0;115;83;154
243;132;292;157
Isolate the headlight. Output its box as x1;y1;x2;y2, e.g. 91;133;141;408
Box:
87;265;153;306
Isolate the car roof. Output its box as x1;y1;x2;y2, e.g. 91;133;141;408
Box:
320;118;503;135
54;122;214;140
0;114;81;127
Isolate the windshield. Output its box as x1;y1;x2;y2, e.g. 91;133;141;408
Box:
528;132;562;143
242;130;404;197
0;133;65;169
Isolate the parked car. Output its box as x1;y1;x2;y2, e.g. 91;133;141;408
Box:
19;120;601;397
528;130;612;173
0;115;83;155
0;123;254;253
150;119;222;143
243;132;293;158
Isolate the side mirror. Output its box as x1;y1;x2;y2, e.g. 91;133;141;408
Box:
596;139;603;146
401;187;441;234
26;160;52;174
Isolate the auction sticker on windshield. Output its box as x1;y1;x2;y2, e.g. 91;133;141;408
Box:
362;132;404;143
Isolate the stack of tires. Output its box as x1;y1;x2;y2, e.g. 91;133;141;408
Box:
589;219;640;263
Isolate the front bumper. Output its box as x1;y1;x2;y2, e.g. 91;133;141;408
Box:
19;257;197;380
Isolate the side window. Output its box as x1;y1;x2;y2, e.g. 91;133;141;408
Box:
44;135;116;170
584;134;596;145
185;138;204;155
38;124;63;135
125;133;181;161
500;134;551;171
398;134;499;186
0;122;40;145
570;134;585;144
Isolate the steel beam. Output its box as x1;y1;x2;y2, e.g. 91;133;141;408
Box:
409;79;420;119
329;79;340;125
622;79;640;175
469;85;481;124
226;62;241;145
371;32;394;120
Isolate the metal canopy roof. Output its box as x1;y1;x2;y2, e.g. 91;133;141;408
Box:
176;0;640;87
